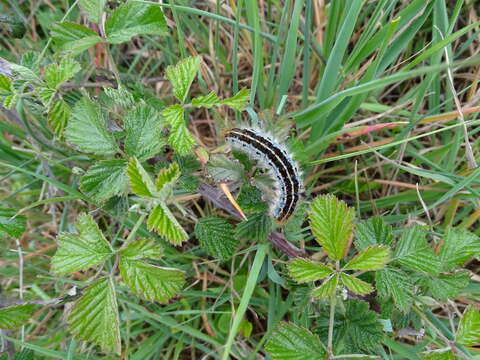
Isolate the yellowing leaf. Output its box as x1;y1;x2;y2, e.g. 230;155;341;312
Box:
288;258;333;283
311;274;339;298
340;273;373;295
344;245;390;271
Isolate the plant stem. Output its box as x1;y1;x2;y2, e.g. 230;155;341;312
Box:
327;261;340;358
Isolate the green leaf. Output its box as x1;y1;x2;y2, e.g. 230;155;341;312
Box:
287;258;333;283
0;208;26;237
439;227;480;271
51;213;114;274
309;194;354;260
340;273;373;295
0;304;38;330
155;162;181;199
424;271;470;302
127;157;156;197
104;87;135;108
13;349;34;360
0;74;12;93
68;278;121;354
194;217;238;260
344;245;390;271
80;160;129;201
105;1;167;44
422;351;455;360
162;105;196;156
265;322;326;360
456;305;480;346
165;56;201;103
355;217;394;250
376;267;413;313
220;88;250;110
235;212;272;242
191;91;221;108
119;256;185;303
36;87;56;105
206;154;245;182
119;238;163;260
124;105;164;161
147;203;188;246
10;64;41;83
65;97;118;156
394;226;440;275
312;274;339;298
43;58;80;89
50;22;102;56
79;0;106;23
3;94;17;109
48;98;71;137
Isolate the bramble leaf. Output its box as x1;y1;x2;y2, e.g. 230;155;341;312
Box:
50;22;102;55
207;154;245;182
423;271;470;302
119;238;163;260
265;322;326;360
235;212;272;242
68;278;121;354
439;227;480;271
340;273;373;295
105;1;167;44
220;88;250;110
355;217;394;250
80;160;129;201
456;305;480;346
127;157;156;197
0;208;26;238
288;258;333;283
0;304;38;330
394;226;440;275
155;162;181;200
48;98;71;136
191;91;221;108
43;58;80;89
162;105;196;155
79;0;106;23
312;274;339;298
194;217;237;260
376;267;413;313
309;195;354;260
124;104;164;161
0;74;12;93
65;97;118;156
344;245;390;271
147;203;188;246
51;214;114;274
165;56;201;103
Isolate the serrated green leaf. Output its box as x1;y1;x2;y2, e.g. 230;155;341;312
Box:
220;88;250;110
127;157;156;197
68;278;120;354
439;227;480;271
105;1;167;44
162;104;196;155
165;56;201;103
80;160;129;201
376;267;413;313
456;305;480;346
119;257;184;303
0;208;26;237
10;64;41;83
207;154;245;182
124;105;164;161
65;97;118;156
119;238;163;260
265;322;326;360
36;87;56;105
0;304;38;330
147;203;188;246
104;87;135;108
194;217;238;259
424;270;470;302
79;0;106;23
3;94;17;109
309;194;354;261
155;162;181;200
237;184;268;213
394;226;440;275
422;351;455;360
355;217;394;250
312;274;339;298
43;59;80;89
288;258;333;283
344;245;390;271
0;74;12;93
340;273;373;295
48;98;71;136
51;213;114;274
50;22;102;56
235;212;272;242
191;91;220;108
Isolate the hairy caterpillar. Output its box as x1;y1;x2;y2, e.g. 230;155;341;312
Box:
225;127;304;223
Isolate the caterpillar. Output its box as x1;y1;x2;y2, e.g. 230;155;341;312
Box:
225;127;304;223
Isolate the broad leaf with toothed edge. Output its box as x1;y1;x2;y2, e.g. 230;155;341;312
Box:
162;105;196;156
50;22;102;56
456;305;480;346
344;245;390;271
80;160;129;201
68;278;121;354
0;304;38;330
375;267;413;313
312;274;339;299
147;203;188;246
355;217;394;250
194;217;238;260
165;56;201;103
340;273;373;295
155;162;181;200
220;88;250;110
288;258;333;283
127;157;156;198
0;208;26;238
